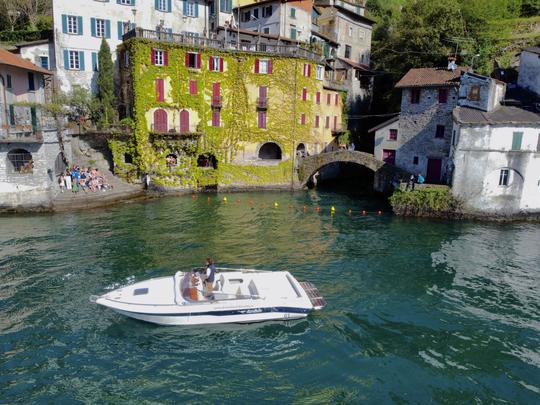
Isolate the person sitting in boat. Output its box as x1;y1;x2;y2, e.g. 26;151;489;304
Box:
204;258;216;297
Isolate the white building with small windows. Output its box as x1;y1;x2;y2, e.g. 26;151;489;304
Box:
52;0;210;93
450;73;540;215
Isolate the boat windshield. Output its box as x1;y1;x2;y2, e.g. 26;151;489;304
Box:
180;272;255;303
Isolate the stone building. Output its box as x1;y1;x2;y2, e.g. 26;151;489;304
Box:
51;0;210;93
115;29;344;189
0;48;66;210
451;72;540;215
372;66;466;183
517;46;540;98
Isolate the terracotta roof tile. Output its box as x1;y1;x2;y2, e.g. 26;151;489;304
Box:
395;67;466;88
0;47;51;75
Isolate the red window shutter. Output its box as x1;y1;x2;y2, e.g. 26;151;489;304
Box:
219;57;224;72
259;86;267;99
334;116;337;130
308;64;311;77
180;110;189;133
315;115;320;128
301;113;305;125
316;92;320;104
212;111;220;127
189;80;197;95
302;88;307;101
212;82;220;97
156;79;164;102
255;58;260;73
327;94;331;105
163;51;168;66
325;116;329;128
154;109;167;132
335;94;339;105
268;59;273;74
209;56;214;71
185;53;189;67
151;48;156;65
258;111;266;129
196;53;201;69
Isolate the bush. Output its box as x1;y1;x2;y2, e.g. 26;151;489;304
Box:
389;188;463;218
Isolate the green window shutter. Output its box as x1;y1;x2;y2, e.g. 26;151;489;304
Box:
537;134;540;152
118;21;123;40
219;0;224;12
79;51;85;71
62;15;67;33
512;132;523;150
195;0;199;17
63;50;69;69
92;52;98;71
91;18;96;37
167;0;172;12
30;107;37;133
132;0;135;5
8;105;15;126
291;8;295;18
77;16;83;35
105;19;111;38
183;0;187;14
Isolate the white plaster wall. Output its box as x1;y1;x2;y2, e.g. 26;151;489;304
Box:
451;124;540;214
518;50;540;97
373;120;399;162
238;3;283;38
0;66;47;104
18;42;56;71
52;0;209;93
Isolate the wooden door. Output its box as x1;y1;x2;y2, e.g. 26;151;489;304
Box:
153;109;167;133
426;158;442;183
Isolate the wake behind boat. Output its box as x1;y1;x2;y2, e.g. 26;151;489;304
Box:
92;268;326;326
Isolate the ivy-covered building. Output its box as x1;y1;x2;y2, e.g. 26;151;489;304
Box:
113;28;345;189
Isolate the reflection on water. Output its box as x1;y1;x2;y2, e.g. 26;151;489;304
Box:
0;191;539;403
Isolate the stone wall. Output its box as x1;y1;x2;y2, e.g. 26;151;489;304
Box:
70;132;114;171
518;50;540;98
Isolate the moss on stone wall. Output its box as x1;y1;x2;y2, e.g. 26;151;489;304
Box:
113;38;327;190
389;188;463;218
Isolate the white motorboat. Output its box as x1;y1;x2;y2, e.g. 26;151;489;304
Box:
92;268;326;326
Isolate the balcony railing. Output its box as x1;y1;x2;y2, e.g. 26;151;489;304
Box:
257;97;268;109
0;129;44;143
123;28;324;63
211;96;222;108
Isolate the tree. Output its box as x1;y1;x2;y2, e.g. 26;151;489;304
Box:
96;38;116;127
0;0;21;31
15;0;51;31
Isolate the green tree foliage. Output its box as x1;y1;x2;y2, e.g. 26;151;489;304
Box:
96;38;116;127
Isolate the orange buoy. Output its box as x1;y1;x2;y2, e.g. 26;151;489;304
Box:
315;207;321;213
191;194;197;199
303;205;308;212
377;210;383;216
236;198;241;204
348;209;352;215
362;210;367;215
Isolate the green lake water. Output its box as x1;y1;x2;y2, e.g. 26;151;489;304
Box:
0;191;539;404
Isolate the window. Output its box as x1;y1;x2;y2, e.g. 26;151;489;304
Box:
185;52;200;69
537;134;540;152
290;26;297;40
300;113;305;125
189;80;197;95
345;45;351;59
438;88;448;104
315;115;320;128
263;27;270;34
8;149;33;174
499;169;509;186
389;129;398;141
156;78;164;102
302;88;307;101
28;73;35;91
435;125;445;138
410;88;421;104
253;8;259;19
40;56;49;70
383;149;396;165
325;116;330;128
316;65;324;80
94;18;106;38
258;111;267;129
212;111;220;127
326;94;331;105
153;109;168;133
69;50;80;70
92;52;99;71
303;63;311;77
119;0;133;5
186;1;196;17
262;5;272;17
180;110;190;133
124;51;130;67
333;116;338;130
152;49;166;66
290;7;296;18
242;11;250;22
335;94;339;105
209;56;223;72
413;156;419;165
220;0;232;13
6;74;12;89
255;58;272;74
316;92;321;104
469;85;480;101
511;132;523;150
156;0;168;12
67;15;79;34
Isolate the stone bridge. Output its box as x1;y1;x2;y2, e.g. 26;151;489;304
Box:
297;150;408;192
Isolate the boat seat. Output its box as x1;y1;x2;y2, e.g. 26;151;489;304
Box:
216;274;225;291
248;280;259;297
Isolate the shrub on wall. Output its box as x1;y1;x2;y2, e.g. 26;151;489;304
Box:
390;188;463;218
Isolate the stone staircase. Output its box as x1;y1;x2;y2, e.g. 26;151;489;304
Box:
52;167;145;211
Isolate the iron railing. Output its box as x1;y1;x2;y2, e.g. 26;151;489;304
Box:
123;28;324;63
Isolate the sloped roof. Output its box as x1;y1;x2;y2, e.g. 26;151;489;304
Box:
395;67;467;88
0;47;51;75
337;57;372;72
368;115;399;133
522;46;540;55
453;106;540;125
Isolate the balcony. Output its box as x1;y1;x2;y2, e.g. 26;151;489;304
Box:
0;129;43;143
211;96;222;108
123;28;324;63
257;97;268;109
332;126;346;135
0;106;51;143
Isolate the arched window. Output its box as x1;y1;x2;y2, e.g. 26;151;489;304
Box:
258;142;282;160
153;109;168;133
180;110;190;133
197;154;218;169
8;149;33;174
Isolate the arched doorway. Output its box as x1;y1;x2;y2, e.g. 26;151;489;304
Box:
197;153;218;169
307;162;375;193
54;152;67;175
153;109;168;132
180;110;189;133
258;142;282;160
8;149;33;174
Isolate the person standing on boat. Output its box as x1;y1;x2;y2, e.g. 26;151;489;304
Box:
204;258;216;296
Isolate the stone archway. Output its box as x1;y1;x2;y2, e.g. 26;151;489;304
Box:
258;142;282;160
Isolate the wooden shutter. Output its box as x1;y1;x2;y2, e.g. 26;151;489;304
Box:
212;111;220;127
209;56;214;71
189;80;197;95
326;94;331;105
333;116;337;130
105;20;111;38
196;53;201;69
91;18;96;37
151;48;156;65
335;94;339;105
184;53;189;67
300;113;305;125
62;15;67;33
268;59;273;74
316;92;320;104
212;82;220;97
180;110;189;133
325;116;329;128
163;50;168;66
302;88;307;101
156;79;164;102
259;86;267;99
154;109;168;132
219;57;224;72
315;115;319;128
254;58;260;73
308;64;311;77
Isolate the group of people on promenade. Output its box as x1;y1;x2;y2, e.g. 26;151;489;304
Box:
404;173;425;191
58;166;113;193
